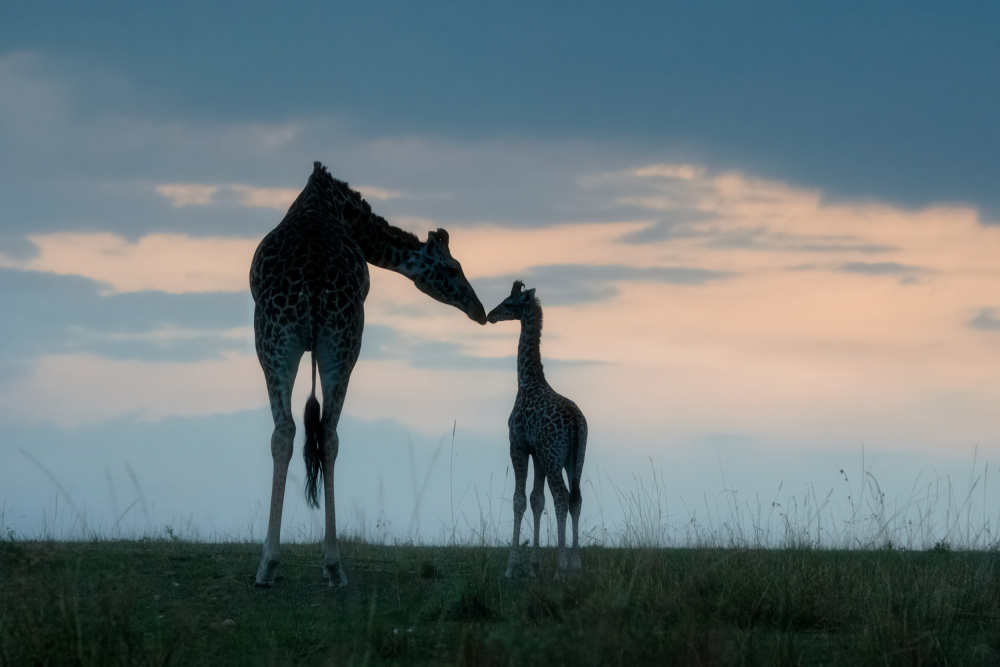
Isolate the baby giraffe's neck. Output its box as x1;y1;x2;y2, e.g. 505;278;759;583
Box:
517;302;547;389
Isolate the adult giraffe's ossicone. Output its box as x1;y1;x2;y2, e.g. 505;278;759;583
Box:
249;162;486;587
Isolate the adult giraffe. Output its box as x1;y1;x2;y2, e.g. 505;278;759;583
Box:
250;162;486;587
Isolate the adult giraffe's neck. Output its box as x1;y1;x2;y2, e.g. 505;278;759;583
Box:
296;165;425;274
349;213;423;273
517;303;547;389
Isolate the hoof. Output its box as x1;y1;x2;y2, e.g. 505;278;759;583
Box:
255;557;279;587
506;551;520;579
323;562;348;588
569;554;583;574
555;562;581;580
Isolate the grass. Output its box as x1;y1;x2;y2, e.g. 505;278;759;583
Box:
4;537;1000;666
5;450;1000;664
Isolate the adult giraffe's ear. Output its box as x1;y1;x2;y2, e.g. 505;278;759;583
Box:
423;231;440;256
525;288;536;300
427;228;449;248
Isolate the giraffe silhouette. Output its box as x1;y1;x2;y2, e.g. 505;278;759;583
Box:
487;280;587;578
250;162;486;587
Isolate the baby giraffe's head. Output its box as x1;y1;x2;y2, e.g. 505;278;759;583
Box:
486;280;536;323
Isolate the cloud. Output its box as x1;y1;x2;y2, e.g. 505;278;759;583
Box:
358;323;599;372
0;53;316;238
227;185;298;210
155;184;299;211
4;154;1000;461
969;308;1000;332
0;267;252;365
0;234;39;261
837;262;930;277
478;264;732;307
2;49;1000;459
824;260;933;286
0;407;512;542
69;325;252;364
589;165;910;256
0;51;69;130
358;324;500;369
0;352;267;426
155;184;219;207
631;164;703;180
614;211;718;244
356;186;401;201
154;183;400;212
5;29;1000;548
0;233;258;293
0;58;649;239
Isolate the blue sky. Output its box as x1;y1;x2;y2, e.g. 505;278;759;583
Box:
2;2;1000;546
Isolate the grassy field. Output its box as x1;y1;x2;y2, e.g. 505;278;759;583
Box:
3;536;1000;666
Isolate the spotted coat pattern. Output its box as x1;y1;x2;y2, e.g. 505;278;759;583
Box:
250;162;486;587
487;281;587;578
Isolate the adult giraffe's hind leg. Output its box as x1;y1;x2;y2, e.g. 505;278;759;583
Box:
255;346;302;587
316;350;355;588
320;428;347;587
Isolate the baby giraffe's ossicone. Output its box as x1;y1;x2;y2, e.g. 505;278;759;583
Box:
487;280;587;578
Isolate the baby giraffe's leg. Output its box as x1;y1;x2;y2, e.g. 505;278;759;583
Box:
548;473;571;578
506;442;529;579
569;470;583;573
529;456;546;577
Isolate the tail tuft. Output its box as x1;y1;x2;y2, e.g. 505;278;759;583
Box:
303;354;324;508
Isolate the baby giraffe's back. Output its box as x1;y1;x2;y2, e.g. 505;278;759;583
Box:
512;385;586;481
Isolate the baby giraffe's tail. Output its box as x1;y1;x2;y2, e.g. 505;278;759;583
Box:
569;409;588;507
302;353;324;509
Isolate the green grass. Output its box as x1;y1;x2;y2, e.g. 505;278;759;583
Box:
4;537;1000;666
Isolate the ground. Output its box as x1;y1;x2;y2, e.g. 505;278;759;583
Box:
3;538;1000;665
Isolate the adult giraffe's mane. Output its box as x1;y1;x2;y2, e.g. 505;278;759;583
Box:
289;161;427;251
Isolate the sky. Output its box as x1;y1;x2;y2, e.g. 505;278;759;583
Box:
2;2;1000;549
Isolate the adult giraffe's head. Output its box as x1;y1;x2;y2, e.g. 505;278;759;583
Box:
406;228;488;325
486;280;537;323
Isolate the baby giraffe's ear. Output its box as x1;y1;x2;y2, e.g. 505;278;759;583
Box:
525;288;536;300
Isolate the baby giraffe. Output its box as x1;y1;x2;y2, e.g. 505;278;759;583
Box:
487;280;587;578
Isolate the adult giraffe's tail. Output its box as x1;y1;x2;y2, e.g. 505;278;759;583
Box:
303;352;324;509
